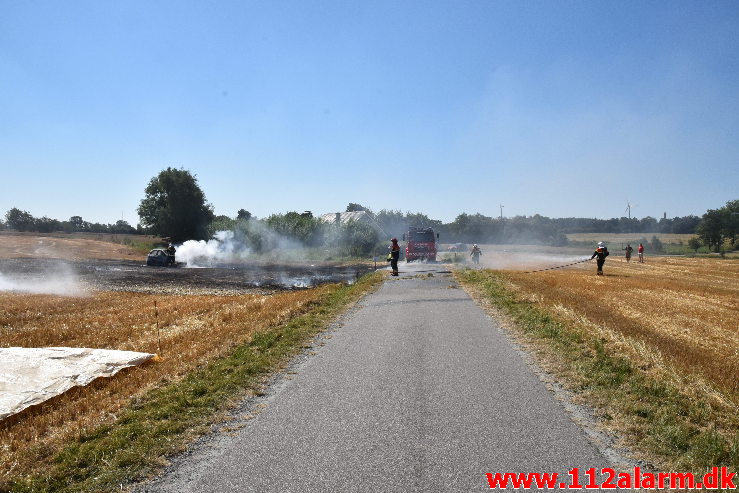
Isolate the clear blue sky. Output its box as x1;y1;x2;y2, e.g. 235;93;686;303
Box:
2;1;738;225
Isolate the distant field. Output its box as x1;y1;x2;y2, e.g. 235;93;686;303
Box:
0;232;159;259
0;230;160;244
566;232;695;245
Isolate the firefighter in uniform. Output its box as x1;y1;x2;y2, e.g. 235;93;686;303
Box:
591;241;609;275
389;238;400;276
470;244;482;265
166;243;176;266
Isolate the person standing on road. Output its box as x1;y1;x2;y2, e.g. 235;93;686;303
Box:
389;238;400;276
470;244;482;265
591;241;609;275
623;243;633;262
637;243;645;263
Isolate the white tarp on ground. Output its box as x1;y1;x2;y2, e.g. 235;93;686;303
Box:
0;347;155;420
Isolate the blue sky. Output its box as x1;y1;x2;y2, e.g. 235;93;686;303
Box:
1;1;738;225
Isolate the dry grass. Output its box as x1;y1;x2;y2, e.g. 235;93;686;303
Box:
502;256;739;398
459;255;739;470
457;256;739;471
0;287;329;484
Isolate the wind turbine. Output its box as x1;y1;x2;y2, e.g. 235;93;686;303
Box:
625;201;637;219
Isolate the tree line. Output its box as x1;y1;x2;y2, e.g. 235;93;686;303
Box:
370;210;702;246
695;200;739;252
2;168;736;255
2;208;139;235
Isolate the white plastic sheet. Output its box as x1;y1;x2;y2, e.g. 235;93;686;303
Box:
0;347;155;420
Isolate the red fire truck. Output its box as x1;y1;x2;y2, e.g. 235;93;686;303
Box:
404;227;438;262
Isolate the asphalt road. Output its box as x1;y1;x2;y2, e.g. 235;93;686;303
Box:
139;265;613;492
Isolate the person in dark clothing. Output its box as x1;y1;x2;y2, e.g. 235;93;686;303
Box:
591;241;609;275
624;243;633;262
166;243;176;265
389;238;400;276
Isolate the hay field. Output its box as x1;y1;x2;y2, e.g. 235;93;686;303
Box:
500;256;739;398
0;286;331;484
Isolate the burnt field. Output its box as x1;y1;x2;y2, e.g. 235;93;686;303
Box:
0;235;379;487
0;257;373;295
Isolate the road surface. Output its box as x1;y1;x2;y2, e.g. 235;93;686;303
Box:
139;265;615;492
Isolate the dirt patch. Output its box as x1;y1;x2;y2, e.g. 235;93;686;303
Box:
0;233;143;260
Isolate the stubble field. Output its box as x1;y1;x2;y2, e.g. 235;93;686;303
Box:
0;234;378;489
0;287;333;486
458;251;739;470
503;255;739;397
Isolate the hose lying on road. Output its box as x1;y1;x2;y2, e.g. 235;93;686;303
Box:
523;258;591;274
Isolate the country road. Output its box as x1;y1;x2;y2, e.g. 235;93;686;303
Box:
138;265;616;492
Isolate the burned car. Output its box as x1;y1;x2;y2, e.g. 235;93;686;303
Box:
146;248;175;267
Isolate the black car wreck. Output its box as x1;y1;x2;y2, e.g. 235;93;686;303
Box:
146;248;175;267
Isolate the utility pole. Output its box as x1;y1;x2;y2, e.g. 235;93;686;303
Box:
499;204;504;220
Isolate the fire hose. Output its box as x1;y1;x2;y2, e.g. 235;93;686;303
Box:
523;257;592;274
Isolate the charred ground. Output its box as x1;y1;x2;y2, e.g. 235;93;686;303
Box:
0;257;373;295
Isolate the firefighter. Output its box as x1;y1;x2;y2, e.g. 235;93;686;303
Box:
389;238;400;276
470;244;482;265
166;243;176;266
591;241;609;275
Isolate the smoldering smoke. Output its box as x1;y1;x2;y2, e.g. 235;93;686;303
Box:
176;231;241;268
175;226;314;268
0;264;86;297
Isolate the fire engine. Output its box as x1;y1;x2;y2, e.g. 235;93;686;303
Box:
404;227;438;262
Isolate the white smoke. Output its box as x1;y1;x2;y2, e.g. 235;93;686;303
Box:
176;231;243;268
0;266;86;297
175;224;323;268
476;249;588;271
436;245;591;271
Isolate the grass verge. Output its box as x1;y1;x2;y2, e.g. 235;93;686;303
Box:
4;272;384;493
455;268;739;474
119;237;162;254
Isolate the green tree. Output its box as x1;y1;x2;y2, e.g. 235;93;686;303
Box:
325;220;379;257
649;235;664;253
265;212;324;246
237;209;252;221
688;236;702;252
69;216;86;231
374;209;407;238
346;203;368;212
208;215;236;236
696;209;725;252
110;220;136;234
5;208;36;231
137;168;214;242
722;200;739;248
35;216;60;233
